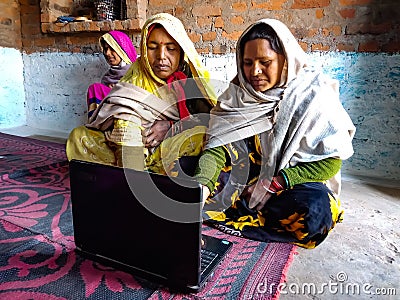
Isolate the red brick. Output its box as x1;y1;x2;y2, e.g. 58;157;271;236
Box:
311;43;329;51
192;5;221;17
175;6;184;16
316;9;324;19
308;28;319;37
337;43;356;51
197;47;210;54
298;41;308;51
346;22;391;35
188;32;201;43
322;26;342;37
215;17;224;28
230;16;244;25
291;0;330;9
222;30;242;41
202;31;217;41
339;0;372;6
149;0;179;6
23;24;41;35
339;8;356;19
197;17;212;28
232;2;247;12
34;37;56;47
381;40;400;53
213;44;228;54
358;40;379;52
252;0;286;10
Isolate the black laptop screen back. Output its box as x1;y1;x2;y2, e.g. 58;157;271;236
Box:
69;160;203;288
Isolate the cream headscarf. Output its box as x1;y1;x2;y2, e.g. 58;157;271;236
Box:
119;13;216;106
206;18;355;195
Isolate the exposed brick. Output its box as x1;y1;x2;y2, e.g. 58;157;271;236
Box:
232;2;247;12
381;40;400;52
222;30;242;41
34;37;56;47
339;8;356;19
346;22;392;35
331;25;342;36
5;0;400;54
23;24;41;36
251;0;286;10
21;13;40;26
202;31;217;42
298;41;308;51
149;0;179;6
230;16;244;25
315;9;324;19
311;43;329;51
358;40;379;52
197;17;212;28
188;32;201;43
175;6;184;16
322;26;342;37
291;0;330;9
214;17;224;28
337;43;356;51
213;44;228;54
339;0;372;6
197;47;210;54
192;5;221;17
308;28;319;37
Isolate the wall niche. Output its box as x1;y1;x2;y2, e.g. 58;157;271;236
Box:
40;0;147;33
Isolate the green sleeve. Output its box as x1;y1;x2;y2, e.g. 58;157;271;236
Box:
194;146;226;192
280;157;342;188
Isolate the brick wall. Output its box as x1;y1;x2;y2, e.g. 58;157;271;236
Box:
0;0;399;54
0;0;22;49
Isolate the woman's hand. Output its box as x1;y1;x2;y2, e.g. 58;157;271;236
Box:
142;120;171;148
243;182;273;211
243;176;285;211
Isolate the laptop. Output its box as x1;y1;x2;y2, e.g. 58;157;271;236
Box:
69;159;232;293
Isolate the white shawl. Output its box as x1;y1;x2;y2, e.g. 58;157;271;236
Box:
205;18;356;195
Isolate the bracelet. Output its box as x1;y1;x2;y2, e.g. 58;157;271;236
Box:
271;177;284;191
260;177;285;194
280;171;289;188
260;180;276;194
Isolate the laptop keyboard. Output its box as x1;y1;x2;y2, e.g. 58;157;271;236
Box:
200;248;218;274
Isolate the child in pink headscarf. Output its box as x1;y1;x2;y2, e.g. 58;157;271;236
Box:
87;30;137;118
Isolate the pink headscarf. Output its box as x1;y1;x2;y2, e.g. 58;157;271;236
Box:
106;30;137;64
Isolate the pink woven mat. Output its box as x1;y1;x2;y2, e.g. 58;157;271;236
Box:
0;134;296;299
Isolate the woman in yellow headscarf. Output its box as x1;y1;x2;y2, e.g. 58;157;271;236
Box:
66;13;216;173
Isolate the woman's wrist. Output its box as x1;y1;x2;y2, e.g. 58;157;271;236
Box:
260;176;285;194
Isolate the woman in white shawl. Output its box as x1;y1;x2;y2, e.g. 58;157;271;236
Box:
194;19;356;249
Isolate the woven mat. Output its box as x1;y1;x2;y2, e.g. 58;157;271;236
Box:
0;132;67;178
0;134;296;299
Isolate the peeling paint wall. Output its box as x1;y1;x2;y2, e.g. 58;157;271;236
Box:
0;50;399;180
308;52;400;180
0;48;25;128
22;52;109;132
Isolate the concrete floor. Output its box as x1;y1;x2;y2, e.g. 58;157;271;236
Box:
1;125;399;300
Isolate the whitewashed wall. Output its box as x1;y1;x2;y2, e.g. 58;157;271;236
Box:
0;48;25;127
0;48;399;181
